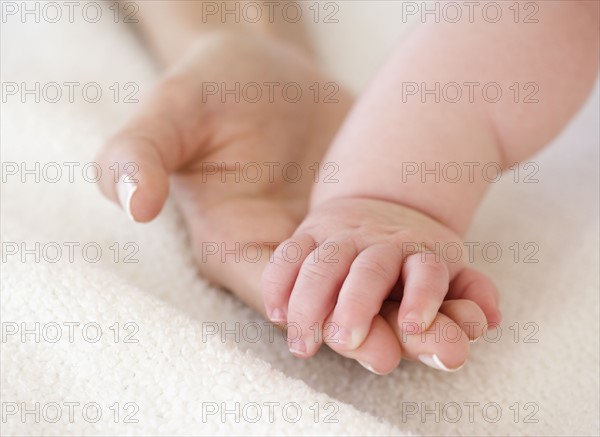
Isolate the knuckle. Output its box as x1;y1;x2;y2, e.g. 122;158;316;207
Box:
298;260;331;283
391;229;422;247
270;248;292;266
338;293;377;315
424;257;447;274
271;238;308;265
287;308;315;329
260;277;286;302
352;257;392;282
411;253;448;276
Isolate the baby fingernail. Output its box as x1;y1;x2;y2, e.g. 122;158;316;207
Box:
403;307;437;332
422;306;438;328
329;327;351;345
269;308;286;323
401;313;423;333
495;309;503;324
289;339;307;357
329;327;368;350
418;354;464;372
116;175;138;222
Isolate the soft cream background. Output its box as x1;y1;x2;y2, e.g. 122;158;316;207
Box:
1;1;598;435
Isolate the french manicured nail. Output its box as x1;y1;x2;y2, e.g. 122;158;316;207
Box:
288;339;307;357
116;175;138;222
418;354;464;372
269;308;286;324
358;360;385;376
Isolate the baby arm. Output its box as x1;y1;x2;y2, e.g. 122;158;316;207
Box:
262;1;599;363
314;0;599;234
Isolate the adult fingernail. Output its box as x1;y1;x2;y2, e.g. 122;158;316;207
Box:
358;360;385;376
418;354;464;372
116;175;138;222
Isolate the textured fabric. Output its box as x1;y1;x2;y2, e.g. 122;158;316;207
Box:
1;4;598;436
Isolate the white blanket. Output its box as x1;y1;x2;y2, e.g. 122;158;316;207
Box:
1;3;598;436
